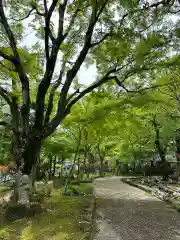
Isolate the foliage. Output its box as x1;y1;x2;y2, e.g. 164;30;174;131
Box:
0;0;180;173
42;131;76;160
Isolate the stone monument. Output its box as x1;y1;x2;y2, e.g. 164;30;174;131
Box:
18;174;31;204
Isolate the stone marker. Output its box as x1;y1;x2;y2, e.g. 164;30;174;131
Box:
18;174;31;204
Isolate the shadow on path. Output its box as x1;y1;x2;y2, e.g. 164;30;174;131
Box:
93;177;180;240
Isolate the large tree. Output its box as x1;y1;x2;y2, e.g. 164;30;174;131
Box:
0;0;179;174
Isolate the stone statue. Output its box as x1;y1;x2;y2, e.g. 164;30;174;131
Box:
45;180;53;197
18;174;31;204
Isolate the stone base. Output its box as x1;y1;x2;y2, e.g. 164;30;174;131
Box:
4;202;42;221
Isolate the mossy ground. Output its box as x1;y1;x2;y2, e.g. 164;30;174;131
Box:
0;185;10;197
0;183;93;240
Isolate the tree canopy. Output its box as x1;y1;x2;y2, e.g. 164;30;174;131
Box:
0;0;180;173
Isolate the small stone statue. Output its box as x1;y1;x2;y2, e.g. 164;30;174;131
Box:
45;180;53;197
18;174;31;204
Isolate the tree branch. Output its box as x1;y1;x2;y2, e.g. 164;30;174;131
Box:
43;0;48;14
56;1;108;112
70;1;109;76
64;8;80;36
0;0;30;132
41;73;113;138
9;5;45;22
0;86;12;105
11;8;34;21
58;0;68;37
43;0;55;43
34;0;67;129
96;0;108;19
123;82;176;94
67;88;80;103
35;7;45;16
49;30;55;43
44;70;64;124
35;1;109;132
39;0;177;138
90;31;112;47
44;0;58;60
64;75;115;116
65;74;174;115
113;74;177;94
0;60;15;72
146;0;175;8
116;0;176;32
0;49;15;62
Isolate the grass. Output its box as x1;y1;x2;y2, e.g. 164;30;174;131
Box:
0;183;93;240
53;172;114;189
63;183;93;194
77;172;114;182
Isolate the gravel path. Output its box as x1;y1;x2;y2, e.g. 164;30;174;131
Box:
93;177;180;240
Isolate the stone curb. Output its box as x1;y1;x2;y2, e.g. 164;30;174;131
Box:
79;188;96;240
88;195;96;240
121;178;180;213
121;178;152;193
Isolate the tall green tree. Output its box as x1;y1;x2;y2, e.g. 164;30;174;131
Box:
0;0;179;174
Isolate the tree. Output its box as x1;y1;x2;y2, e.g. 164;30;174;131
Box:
0;0;179;175
62;97;105;177
154;68;180;179
42;131;76;177
88;70;180;175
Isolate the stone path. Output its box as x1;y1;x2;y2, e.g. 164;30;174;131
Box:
93;177;180;240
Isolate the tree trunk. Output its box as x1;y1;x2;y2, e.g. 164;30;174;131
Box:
115;160;120;176
77;155;81;179
12;130;42;178
86;162;90;179
100;159;104;177
22;137;42;175
64;146;80;194
52;156;56;177
83;151;87;173
156;142;168;181
154;128;166;163
175;129;180;181
30;150;40;188
48;154;53;179
64;164;74;195
12;135;42;176
60;157;64;177
12;135;41;203
153;117;168;180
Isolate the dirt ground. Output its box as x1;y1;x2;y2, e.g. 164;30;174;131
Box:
93;177;180;240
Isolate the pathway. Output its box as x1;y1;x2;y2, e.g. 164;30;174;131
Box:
93;177;180;240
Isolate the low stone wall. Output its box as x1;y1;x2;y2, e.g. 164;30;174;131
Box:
78;187;96;240
88;194;96;240
121;177;180;212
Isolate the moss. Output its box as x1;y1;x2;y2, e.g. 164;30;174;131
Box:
0;183;93;240
66;183;93;195
0;185;10;197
